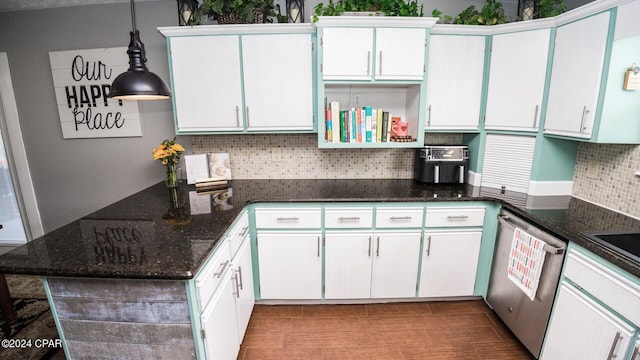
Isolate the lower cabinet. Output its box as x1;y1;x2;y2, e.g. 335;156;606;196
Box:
257;231;322;299
418;231;482;297
233;236;254;340
324;231;422;299
200;269;241;360
541;282;634;359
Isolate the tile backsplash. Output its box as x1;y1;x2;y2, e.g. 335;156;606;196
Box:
191;133;462;179
572;143;640;218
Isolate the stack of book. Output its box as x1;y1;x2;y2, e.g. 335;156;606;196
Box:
323;100;415;143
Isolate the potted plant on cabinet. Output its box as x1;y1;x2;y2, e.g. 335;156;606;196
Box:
312;0;424;22
200;0;276;24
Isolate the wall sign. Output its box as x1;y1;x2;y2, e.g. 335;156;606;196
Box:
49;47;142;139
623;65;640;91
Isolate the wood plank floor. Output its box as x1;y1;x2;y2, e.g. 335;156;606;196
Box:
238;300;535;360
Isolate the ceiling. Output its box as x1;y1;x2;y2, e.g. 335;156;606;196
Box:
0;0;161;13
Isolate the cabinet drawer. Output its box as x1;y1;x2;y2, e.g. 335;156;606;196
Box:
325;207;373;228
228;211;249;259
255;208;321;229
564;249;640;327
424;207;485;227
375;207;424;228
195;242;231;312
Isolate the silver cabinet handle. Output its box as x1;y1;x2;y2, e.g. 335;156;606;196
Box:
213;260;230;278
376;236;380;257
580;106;590;132
378;51;383;75
277;217;299;221
533;104;539;128
317;237;321;257
233;273;240;298
447;215;469;220
427;105;432;126
239;226;249;237
236;266;244;290
631;345;639;360
368;236;372;257
338;216;360;221
426;235;431;256
366;51;371;76
389;216;412;220
235;105;240;127
606;331;622;360
246;106;251;128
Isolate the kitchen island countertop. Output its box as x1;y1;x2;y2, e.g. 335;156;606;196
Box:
0;179;638;279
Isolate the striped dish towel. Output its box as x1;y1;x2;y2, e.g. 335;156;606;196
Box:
507;227;547;301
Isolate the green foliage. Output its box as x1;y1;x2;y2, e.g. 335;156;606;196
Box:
535;0;567;18
200;0;276;23
454;0;510;25
312;0;424;22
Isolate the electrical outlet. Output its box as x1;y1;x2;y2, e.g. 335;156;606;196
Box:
586;160;600;179
271;147;282;162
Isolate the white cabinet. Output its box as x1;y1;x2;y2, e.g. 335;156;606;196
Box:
320;25;427;81
425;34;485;130
160;26;315;134
324;230;421;299
324;231;373;299
541;282;634;360
232;237;254;340
418;231;482;297
241;33;313;131
256;231;322;299
169;35;243;132
370;231;422;298
485;29;550;131
200;268;241;360
544;12;610;138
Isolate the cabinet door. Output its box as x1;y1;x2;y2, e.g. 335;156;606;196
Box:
169;36;244;132
257;231;322;299
201;270;240;360
324;232;373;299
485;29;550;131
242;33;314;131
481;134;535;194
541;282;634;360
321;27;374;80
544;12;610;138
374;28;426;80
418;231;481;297
425;35;485;130
233;237;254;339
370;231;421;298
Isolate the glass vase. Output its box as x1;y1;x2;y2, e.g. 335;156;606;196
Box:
165;163;179;188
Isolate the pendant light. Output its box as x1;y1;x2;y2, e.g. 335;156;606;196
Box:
108;0;171;101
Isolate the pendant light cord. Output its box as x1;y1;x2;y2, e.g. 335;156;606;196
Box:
130;0;137;33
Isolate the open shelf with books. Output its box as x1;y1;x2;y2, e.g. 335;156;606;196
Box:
318;84;425;148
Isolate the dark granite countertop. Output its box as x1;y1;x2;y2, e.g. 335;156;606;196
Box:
0;179;638;280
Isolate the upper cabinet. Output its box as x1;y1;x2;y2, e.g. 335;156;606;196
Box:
425;34;486;131
159;25;315;134
316;17;437;148
319;19;430;81
545;1;640;144
485;28;551;132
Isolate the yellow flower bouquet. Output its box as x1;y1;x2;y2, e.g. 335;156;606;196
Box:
153;138;185;187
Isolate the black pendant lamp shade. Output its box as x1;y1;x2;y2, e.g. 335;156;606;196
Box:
108;0;171;101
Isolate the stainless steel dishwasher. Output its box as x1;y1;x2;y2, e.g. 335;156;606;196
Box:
486;210;567;359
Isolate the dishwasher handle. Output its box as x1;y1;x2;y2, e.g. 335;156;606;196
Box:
498;215;566;256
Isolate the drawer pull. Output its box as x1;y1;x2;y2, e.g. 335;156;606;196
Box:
389;216;412;221
213;260;230;278
239;226;249;237
447;215;469;220
606;331;622;360
338;216;361;221
277;217;299;221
